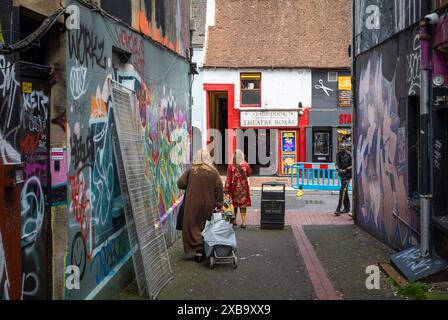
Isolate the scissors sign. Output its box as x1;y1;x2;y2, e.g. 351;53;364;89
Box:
314;79;334;96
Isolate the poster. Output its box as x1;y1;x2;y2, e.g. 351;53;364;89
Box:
282;131;296;153
338;76;352;107
281;154;297;175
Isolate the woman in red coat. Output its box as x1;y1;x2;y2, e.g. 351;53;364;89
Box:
224;149;252;228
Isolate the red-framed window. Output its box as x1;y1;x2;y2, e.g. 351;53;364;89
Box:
240;73;261;107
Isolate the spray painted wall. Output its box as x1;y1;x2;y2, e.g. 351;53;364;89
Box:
354;0;431;55
20;68;52;300
1;0;51;300
65;2;190;299
355;26;421;250
100;0;191;58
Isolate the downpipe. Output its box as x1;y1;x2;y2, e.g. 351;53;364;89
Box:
419;16;436;257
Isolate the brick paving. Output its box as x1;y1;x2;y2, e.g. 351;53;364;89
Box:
244;209;353;226
233;207;353;300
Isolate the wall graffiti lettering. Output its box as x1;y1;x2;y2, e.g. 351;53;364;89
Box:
69;128;94;170
0;55;21;164
22;90;49;133
70;60;89;100
88;228;128;284
407;34;421;95
72;100;88;114
0;55;20;129
68;24;107;70
117;28;145;78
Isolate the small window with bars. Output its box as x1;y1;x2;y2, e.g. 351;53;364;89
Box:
241;73;261;107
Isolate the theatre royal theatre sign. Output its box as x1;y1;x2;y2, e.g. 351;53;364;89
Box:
240;111;299;128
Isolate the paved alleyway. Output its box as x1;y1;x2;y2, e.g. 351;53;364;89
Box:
120;190;402;300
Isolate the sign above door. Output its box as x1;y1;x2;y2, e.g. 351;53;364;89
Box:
240;110;299;128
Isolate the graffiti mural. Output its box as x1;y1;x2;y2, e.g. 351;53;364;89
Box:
354;0;431;55
355;28;420;250
0;55;21;164
65;2;190;299
0;231;9;299
20;71;51;300
0;42;22;299
136;0;190;57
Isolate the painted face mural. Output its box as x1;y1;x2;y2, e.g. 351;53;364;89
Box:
65;4;190;299
356;50;417;249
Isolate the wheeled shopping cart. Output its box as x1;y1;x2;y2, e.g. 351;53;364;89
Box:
209;245;238;269
202;213;238;269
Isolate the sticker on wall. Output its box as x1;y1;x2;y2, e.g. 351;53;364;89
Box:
51;148;64;160
22;82;33;94
338;76;352;107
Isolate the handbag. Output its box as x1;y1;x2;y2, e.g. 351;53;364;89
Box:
176;170;190;230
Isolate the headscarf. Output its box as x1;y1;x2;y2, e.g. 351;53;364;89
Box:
192;149;216;172
233;149;245;165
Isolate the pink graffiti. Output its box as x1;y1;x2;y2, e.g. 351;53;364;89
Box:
24;163;47;182
118;28;145;78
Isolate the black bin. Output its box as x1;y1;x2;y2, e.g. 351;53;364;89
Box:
261;182;286;230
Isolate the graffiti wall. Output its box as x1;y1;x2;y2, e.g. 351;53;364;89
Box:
354;0;431;55
99;0;191;58
20;68;51;300
0;1;19;300
0;32;52;301
65;2;190;299
355;26;420;250
0;55;21;164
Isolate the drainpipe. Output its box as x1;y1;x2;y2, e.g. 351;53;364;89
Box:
351;0;357;224
419;16;436;257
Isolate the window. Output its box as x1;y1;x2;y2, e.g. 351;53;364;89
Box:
241;73;261;107
328;72;338;82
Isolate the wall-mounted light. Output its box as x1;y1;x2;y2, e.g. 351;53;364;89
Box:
298;102;304;115
433;74;445;87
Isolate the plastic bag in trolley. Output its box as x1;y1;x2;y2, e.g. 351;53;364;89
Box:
202;213;238;258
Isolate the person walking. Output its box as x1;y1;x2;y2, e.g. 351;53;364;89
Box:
335;137;352;216
224;149;252;228
177;149;224;263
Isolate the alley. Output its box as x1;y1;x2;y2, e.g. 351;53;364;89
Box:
2;0;448;304
120;191;401;301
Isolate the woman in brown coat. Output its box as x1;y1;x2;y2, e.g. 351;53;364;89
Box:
177;149;224;263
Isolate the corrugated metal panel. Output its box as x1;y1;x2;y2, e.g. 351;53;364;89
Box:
110;81;173;300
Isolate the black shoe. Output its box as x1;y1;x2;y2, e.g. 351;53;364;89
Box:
194;255;204;263
342;209;350;214
334;211;341;216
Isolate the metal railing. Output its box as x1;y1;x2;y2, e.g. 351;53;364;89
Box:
290;162;352;191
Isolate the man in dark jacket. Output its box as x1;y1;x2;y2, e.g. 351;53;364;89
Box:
335;137;352;216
